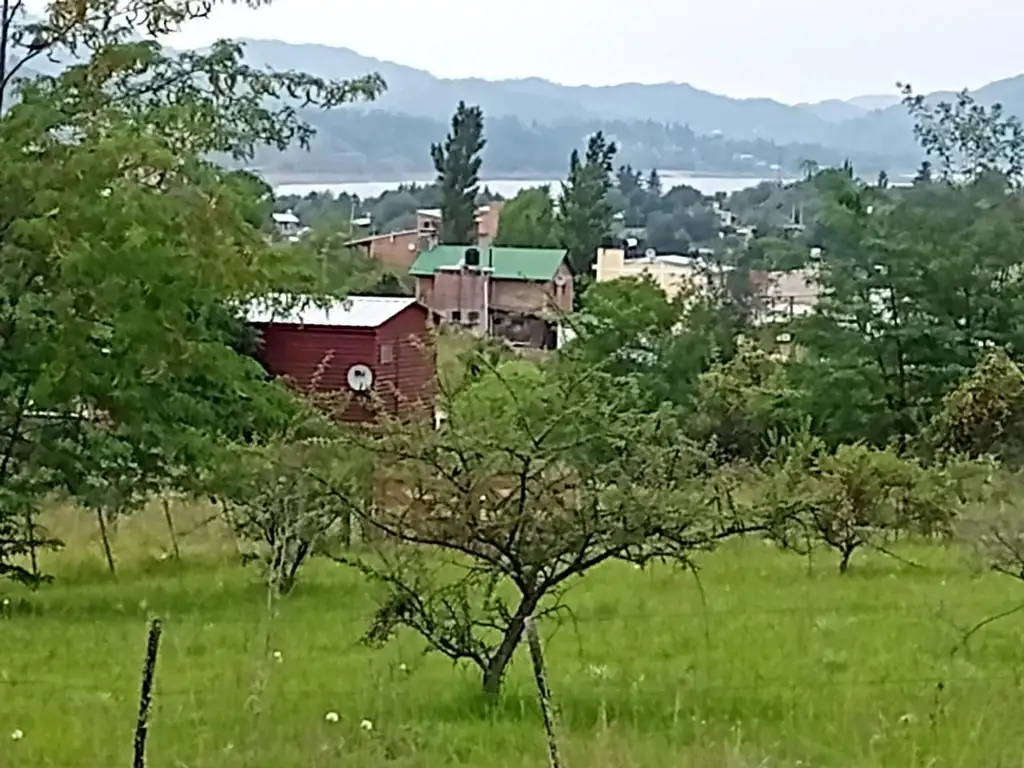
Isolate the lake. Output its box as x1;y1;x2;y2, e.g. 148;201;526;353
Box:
274;172;787;199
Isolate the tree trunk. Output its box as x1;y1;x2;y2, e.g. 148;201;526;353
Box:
23;506;39;588
838;543;856;574
481;595;539;696
96;507;117;576
161;497;180;561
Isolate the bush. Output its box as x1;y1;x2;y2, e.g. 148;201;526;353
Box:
210;438;370;594
762;442;964;573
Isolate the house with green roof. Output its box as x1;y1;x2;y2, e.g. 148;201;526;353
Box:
409;245;573;349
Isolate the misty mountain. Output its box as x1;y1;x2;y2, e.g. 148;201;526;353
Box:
234;39;1024;164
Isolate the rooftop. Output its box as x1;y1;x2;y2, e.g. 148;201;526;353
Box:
247;295;419;329
410;245;567;282
344;228;419;246
272;211;300;225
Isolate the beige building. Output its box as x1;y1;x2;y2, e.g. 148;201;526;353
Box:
593;247;729;300
749;266;821;324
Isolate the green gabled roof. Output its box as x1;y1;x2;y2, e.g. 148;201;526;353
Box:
409;245;568;282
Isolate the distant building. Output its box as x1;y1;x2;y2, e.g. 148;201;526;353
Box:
749;267;821;324
410;245;573;349
345;230;432;273
272;210;302;241
246;296;434;424
346;203;505;274
416;202;504;246
594;246;732;301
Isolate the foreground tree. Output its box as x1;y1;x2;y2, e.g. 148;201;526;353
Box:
330;353;756;696
557;131;617;276
0;29;383;582
431;101;486;244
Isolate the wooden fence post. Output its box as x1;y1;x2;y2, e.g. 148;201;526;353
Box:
525;615;562;768
132;617;164;768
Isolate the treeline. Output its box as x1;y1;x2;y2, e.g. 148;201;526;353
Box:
252;108;902;180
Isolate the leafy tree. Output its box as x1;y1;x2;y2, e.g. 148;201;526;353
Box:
331;352;757;696
615;164;643;195
556;131;617;276
799;159;820;180
900;83;1024;186
926;350;1024;467
568;277;733;411
794;99;1024;447
646;168;663;196
293;223;408;297
492;186;558;247
0;21;383;583
210;434;371;595
689;337;798;463
763;441;963;573
431;101;486;244
913;160;933;184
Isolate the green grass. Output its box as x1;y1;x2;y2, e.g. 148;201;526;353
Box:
4;507;1024;767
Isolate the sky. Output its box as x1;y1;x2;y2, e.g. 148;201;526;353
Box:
40;0;1024;103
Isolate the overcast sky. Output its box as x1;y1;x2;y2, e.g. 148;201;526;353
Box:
109;0;1024;103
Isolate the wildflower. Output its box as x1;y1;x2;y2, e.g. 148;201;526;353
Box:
272;650;283;663
325;711;339;723
11;729;23;741
360;719;374;731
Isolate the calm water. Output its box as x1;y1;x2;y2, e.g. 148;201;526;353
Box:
274;173;786;199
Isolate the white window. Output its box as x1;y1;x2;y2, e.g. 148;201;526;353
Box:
380;344;394;364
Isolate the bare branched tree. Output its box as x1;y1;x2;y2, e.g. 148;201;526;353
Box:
325;351;762;696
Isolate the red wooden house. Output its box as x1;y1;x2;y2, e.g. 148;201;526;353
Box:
247;295;434;424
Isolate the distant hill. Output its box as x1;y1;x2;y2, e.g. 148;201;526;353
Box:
11;35;1024;180
229;40;1024;174
252;109;905;181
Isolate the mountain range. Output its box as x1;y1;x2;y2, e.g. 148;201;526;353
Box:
12;35;1024;180
234;40;1023;153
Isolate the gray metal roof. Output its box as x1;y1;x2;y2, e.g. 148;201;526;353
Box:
246;296;419;328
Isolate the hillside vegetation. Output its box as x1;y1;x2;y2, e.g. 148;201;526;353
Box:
7;4;1024;768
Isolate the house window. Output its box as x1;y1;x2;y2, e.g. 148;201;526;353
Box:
380;344;394;364
467;311;480;324
450;311;462;323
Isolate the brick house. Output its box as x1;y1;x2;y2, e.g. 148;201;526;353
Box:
416;202;505;245
410;245;573;349
345;230;435;273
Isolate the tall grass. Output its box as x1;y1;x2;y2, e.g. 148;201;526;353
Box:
3;502;1024;767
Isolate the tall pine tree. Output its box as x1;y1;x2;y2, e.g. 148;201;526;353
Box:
556;131;617;276
431;101;486;244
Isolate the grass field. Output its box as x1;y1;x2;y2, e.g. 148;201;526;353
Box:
4;503;1024;767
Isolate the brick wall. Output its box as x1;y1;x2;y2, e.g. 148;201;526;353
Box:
417;261;573;317
351;230;436;273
